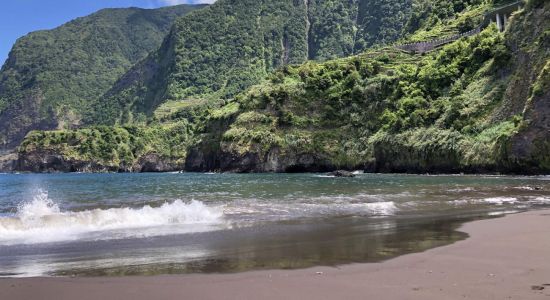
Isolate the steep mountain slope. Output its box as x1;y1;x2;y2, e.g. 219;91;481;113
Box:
16;0;548;174
505;0;550;171
185;0;548;174
0;4;205;151
95;0;483;125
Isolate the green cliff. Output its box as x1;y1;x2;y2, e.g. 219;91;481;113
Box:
188;0;549;174
0;4;205;150
14;0;550;174
93;0;484;125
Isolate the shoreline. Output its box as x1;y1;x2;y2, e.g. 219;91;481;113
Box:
2;170;550;176
1;210;550;299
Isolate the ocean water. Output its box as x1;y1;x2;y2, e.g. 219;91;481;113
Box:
0;173;548;277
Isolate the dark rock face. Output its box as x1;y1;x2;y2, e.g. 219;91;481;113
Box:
188;145;340;173
185;148;219;172
136;153;183;172
0;91;58;152
372;143;464;174
501;4;550;174
17;150;113;173
0;152;17;172
508;88;550;173
17;151;184;173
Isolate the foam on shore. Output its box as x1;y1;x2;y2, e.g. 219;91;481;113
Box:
0;190;224;245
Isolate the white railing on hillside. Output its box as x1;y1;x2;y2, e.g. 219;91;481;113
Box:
395;1;524;54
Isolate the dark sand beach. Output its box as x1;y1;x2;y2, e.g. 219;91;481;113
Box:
2;209;549;300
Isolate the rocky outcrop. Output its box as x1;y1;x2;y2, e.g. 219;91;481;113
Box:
186;143;357;173
329;170;356;177
507;84;550;173
135;153;184;172
17;150;114;173
0;152;17;172
218;147;333;173
17;151;184;173
0;90;58;152
502;1;550;173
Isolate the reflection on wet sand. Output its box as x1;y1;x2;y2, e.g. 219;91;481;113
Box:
52;215;469;276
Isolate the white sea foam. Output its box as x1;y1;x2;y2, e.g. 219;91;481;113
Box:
529;196;550;204
514;186;537;191
447;187;475;192
451;196;524;206
0;190;225;245
223;196;398;221
364;201;397;216
487;210;519;216
482;197;518;205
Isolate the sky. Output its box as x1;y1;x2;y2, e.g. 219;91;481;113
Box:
0;0;215;67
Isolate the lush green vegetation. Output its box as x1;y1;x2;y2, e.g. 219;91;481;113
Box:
0;4;204;150
97;0;498;126
203;0;548;173
211;24;520;171
2;0;505;148
15;0;550;174
19;122;193;170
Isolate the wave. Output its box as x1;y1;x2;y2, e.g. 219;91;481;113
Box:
449;197;519;206
364;201;397;216
487;210;520;216
482;197;518;205
529;196;550;204
450;196;550;207
447;187;476;192
223;198;398;220
0;191;225;245
514;186;538;191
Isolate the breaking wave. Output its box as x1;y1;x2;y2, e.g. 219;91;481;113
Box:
0;190;224;245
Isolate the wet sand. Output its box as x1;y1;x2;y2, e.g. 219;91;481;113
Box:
1;210;550;300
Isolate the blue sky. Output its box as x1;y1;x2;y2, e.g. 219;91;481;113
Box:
0;0;215;67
